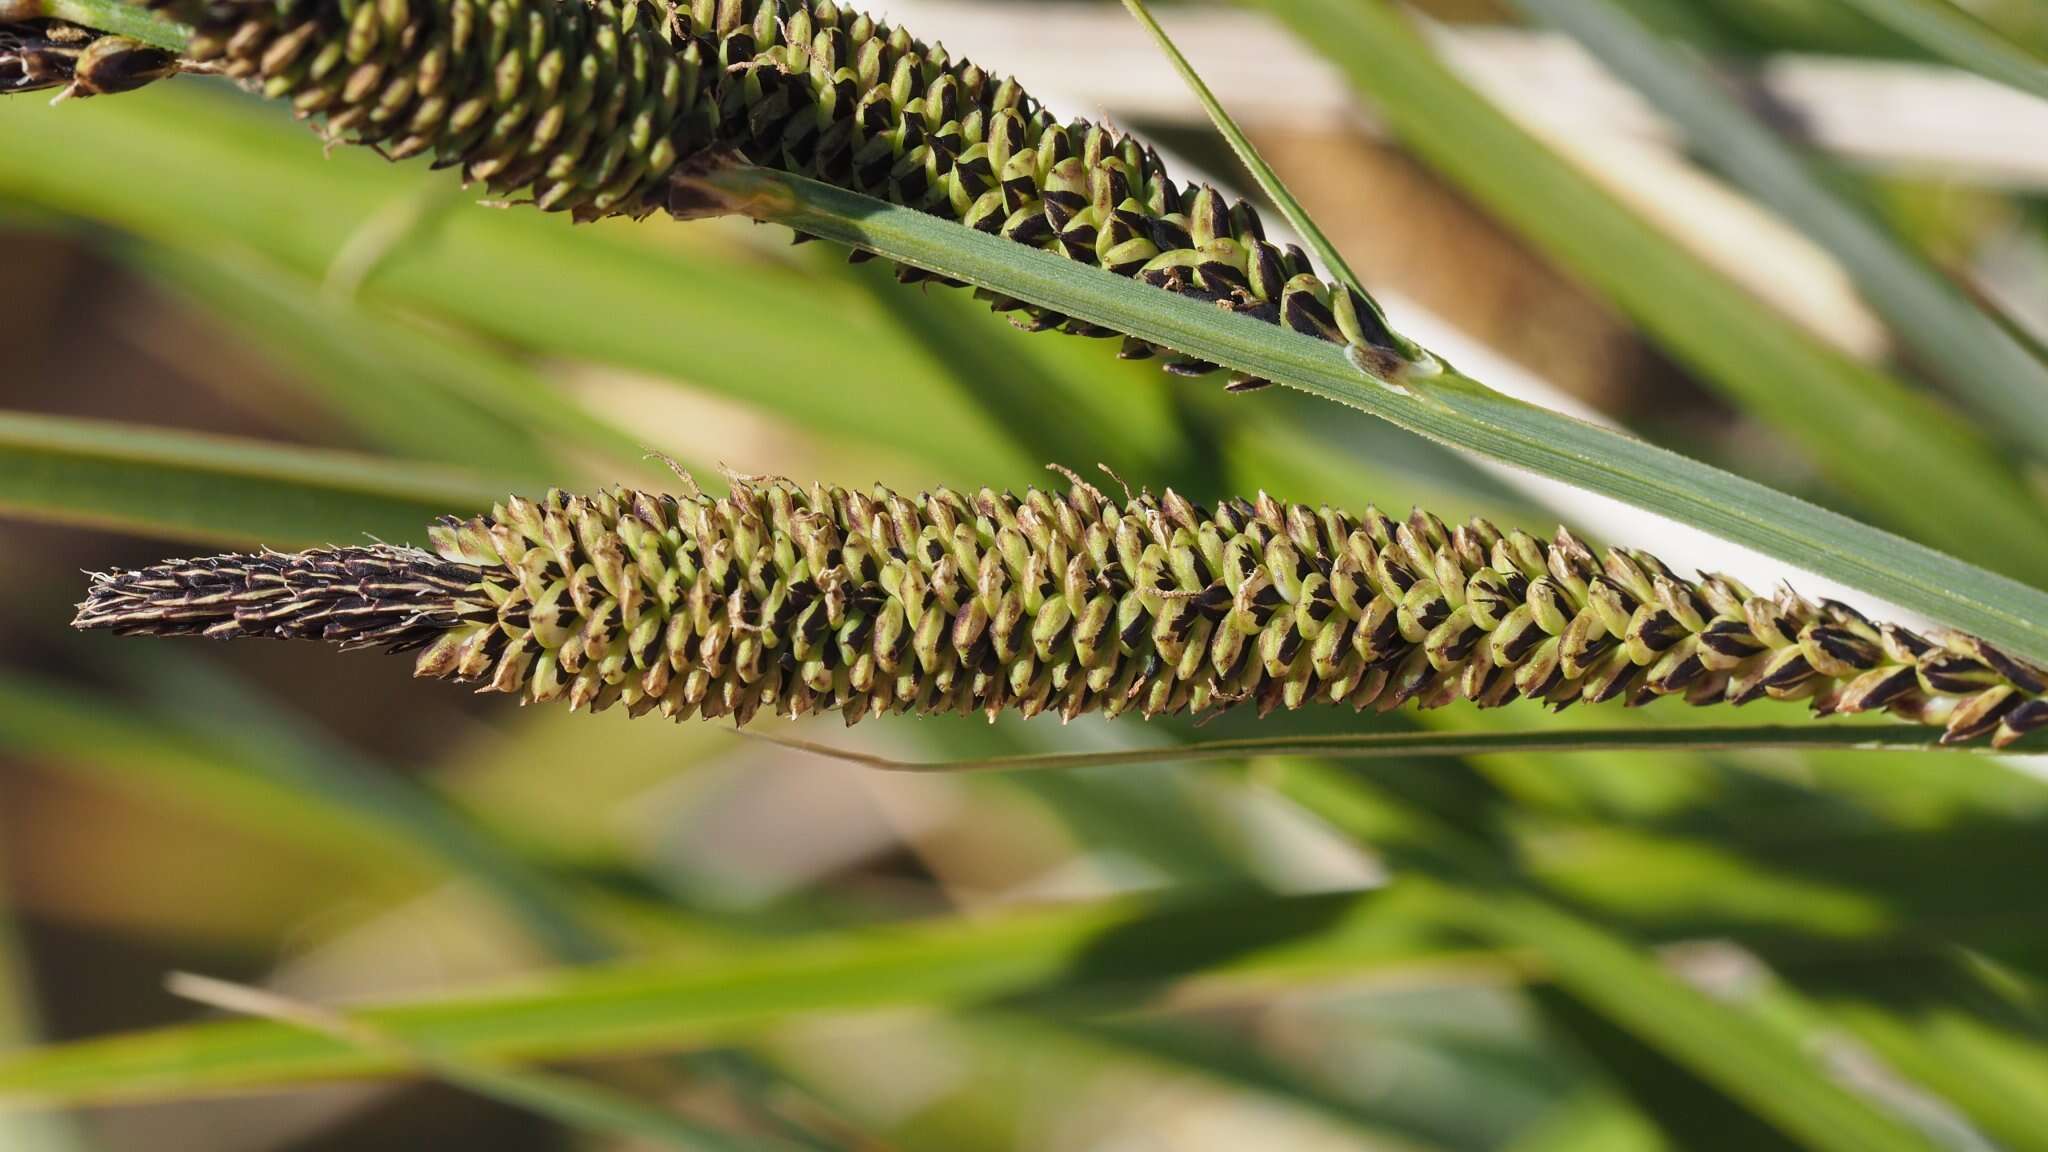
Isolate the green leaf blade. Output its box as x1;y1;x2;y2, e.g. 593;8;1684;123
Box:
758;723;2018;774
1118;0;1418;360
0;888;1472;1104
1506;0;2048;460
0;411;508;549
1831;0;2048;100
0;87;1038;483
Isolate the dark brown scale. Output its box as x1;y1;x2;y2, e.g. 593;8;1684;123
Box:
1700;618;1765;659
1920;654;1994;693
1807;625;1880;668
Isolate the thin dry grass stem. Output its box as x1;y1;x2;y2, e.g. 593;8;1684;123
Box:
166;973;390;1052
745;724;2002;773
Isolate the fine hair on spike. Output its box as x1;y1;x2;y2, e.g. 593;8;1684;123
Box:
22;0;1414;388
74;545;497;649
73;473;2048;747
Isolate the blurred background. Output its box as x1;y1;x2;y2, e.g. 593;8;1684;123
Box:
2;0;2047;1148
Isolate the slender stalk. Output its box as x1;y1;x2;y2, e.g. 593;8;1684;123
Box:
1118;0;1424;364
758;723;2021;773
170;974;801;1152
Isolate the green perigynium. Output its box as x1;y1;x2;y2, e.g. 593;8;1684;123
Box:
77;0;1407;387
74;472;2048;746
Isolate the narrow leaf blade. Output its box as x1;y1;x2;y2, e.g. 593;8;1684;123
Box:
1831;0;2048;100
0;412;507;548
1118;0;1416;359
755;723;2014;774
1507;0;2048;459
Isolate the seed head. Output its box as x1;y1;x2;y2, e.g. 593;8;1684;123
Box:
96;0;1405;388
73;472;2048;746
1;22;178;97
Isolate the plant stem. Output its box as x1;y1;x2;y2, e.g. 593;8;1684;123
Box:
758;723;2033;774
1118;0;1424;363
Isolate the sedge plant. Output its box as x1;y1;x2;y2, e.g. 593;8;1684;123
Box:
5;4;2048;1150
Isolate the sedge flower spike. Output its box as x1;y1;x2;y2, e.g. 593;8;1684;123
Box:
74;472;2048;746
5;0;1408;388
0;21;178;97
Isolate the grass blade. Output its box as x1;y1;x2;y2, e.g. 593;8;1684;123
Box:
0;87;1036;483
124;652;612;963
0;411;506;548
709;166;2048;667
1264;764;1944;1152
0;886;1489;1104
124;241;673;484
0;866;90;1152
1830;0;2048;100
0;868;2020;1111
167;975;796;1152
0;670;439;874
124;242;553;479
1767;954;2048;1152
1457;889;1939;1152
754;723;2019;773
1118;0;1419;361
1249;0;2048;576
1507;0;2048;460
